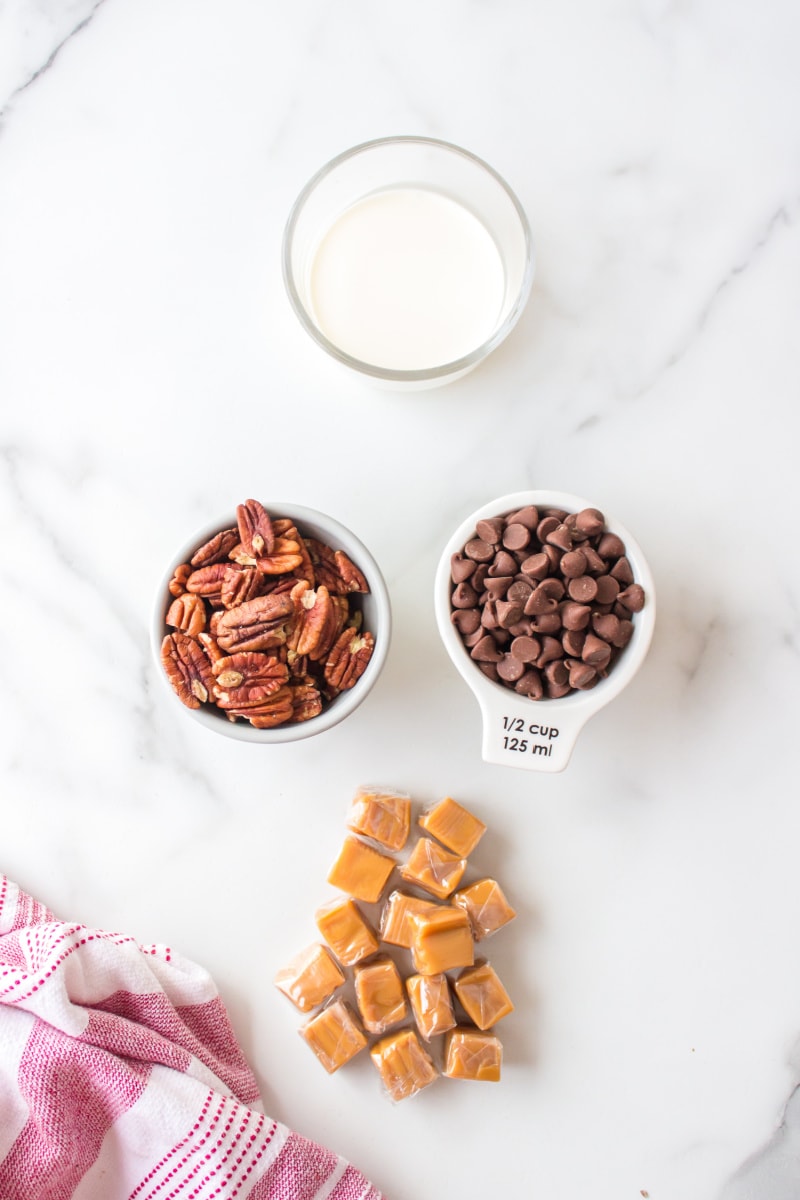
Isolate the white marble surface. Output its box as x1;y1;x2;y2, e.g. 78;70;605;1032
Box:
2;1;800;1196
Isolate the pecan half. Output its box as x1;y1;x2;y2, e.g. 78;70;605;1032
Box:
292;533;316;588
220;565;262;609
190;527;239;568
225;685;295;728
168;563;192;597
215;593;294;653
237;499;275;558
324;629;375;691
186;563;229;606
287;581;338;660
291;681;323;723
306;539;369;594
211;652;288;705
166;593;206;639
198;631;225;664
161;633;214;708
256;528;304;575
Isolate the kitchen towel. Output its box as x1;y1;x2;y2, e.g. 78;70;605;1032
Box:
0;875;384;1200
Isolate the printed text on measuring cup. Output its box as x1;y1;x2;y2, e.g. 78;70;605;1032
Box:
500;715;560;758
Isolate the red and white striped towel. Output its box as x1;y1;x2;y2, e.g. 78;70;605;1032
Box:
0;875;384;1200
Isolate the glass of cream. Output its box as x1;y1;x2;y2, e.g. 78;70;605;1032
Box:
282;137;534;389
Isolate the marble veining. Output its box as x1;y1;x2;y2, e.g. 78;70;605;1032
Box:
1;1;799;1197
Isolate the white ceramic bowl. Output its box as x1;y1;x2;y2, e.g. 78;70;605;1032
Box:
435;490;656;772
282;136;534;389
152;503;391;743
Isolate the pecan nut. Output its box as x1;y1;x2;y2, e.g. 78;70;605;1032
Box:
306;539;369;594
186;563;229;606
161;633;214;708
166;593;207;639
237;499;275;558
290;680;323;723
287;581;339;660
215;593;294;653
224;685;295;728
211;652;288;708
324;629;375;691
220;565;262;609
190;527;239;568
256;528;305;575
168;563;192;597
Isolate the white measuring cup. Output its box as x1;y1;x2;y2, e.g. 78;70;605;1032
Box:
434;491;656;773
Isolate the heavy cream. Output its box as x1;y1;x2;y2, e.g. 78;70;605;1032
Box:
308;187;506;372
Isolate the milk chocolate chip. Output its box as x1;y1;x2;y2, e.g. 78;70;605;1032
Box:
449;502;646;701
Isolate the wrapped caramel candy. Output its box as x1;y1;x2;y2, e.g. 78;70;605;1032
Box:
406;972;456;1041
409;905;474;976
370;1028;438;1101
347;786;411;851
399;836;466;900
452;878;516;941
300;999;367;1073
354;954;408;1034
327;835;395;903
453;962;514;1030
380;890;440;949
315;896;379;966
443;1027;502;1082
274;943;345;1013
418;796;486;858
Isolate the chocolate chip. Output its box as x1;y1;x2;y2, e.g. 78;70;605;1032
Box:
451;554;476;583
507;579;533;604
470;635;503;662
582;634;612;668
597;533;626;559
594;574;620;605
510;635;540;662
536;516;560;542
452;581;478;608
546;523;573;552
519;552;549;580
502;523;531;552
452;609;481;636
486;576;513;601
560;549;587;579
496;600;524;629
610;556;634;585
575;508;605;536
515;669;544;698
497;654;526;682
488;550;518;577
507;505;539;530
567;575;598;603
476;517;504;544
560;601;591;631
450;502;646;702
617;584;645;613
465;538;495;563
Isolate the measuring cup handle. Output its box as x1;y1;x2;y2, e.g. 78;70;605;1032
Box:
476;687;590;773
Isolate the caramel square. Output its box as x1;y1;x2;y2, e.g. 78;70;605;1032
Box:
454;962;514;1029
380;890;440;949
443;1027;502;1082
315;896;379;967
327;835;395;903
354;954;408;1034
406;973;456;1041
300;999;367;1073
399;836;466;900
370;1028;438;1101
452;878;517;941
274;943;345;1013
347;787;411;851
419;796;486;858
410;905;474;976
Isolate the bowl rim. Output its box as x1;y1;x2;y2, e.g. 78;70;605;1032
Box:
434;489;656;716
281;134;535;383
151;502;392;743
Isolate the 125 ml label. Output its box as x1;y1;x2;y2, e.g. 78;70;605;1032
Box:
499;714;560;759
